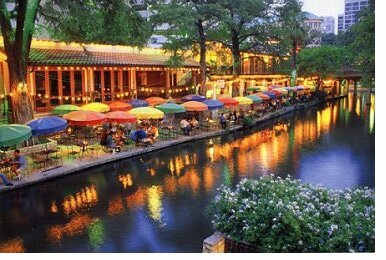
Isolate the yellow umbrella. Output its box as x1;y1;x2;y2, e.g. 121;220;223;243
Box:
257;86;269;92
128;107;164;120
234;96;253;105
81;102;110;113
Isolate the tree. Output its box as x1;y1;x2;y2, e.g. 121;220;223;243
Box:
150;0;216;95
346;0;375;88
0;0;40;123
39;0;151;46
209;0;274;76
321;33;337;46
297;46;348;89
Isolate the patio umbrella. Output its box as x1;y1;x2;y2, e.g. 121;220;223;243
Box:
181;94;206;102
234;96;253;105
263;91;277;99
271;89;283;97
268;85;282;90
109;101;131;112
256;93;271;101
145;96;166;106
202;99;224;110
156;102;186;114
218;97;239;107
106;111;137;123
128;107;164;120
276;88;289;95
246;86;260;91
181;101;208;112
127;99;149;108
0;124;32;147
285;87;298;92
63;111;107;126
81;102;110;113
246;95;263;104
52;104;81;116
26;116;68;136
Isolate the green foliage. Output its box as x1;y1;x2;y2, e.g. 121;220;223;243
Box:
297;46;348;87
39;0;151;46
208;176;375;252
321;33;337;46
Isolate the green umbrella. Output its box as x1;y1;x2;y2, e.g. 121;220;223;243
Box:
246;86;260;91
0;124;32;147
246;95;263;103
53;104;81;115
155;102;186;114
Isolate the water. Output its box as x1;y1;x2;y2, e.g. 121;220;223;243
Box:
0;93;375;253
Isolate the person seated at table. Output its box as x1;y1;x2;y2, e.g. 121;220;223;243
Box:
190;117;199;129
113;129;125;147
0;173;13;186
180;119;191;135
147;125;159;144
104;131;116;152
10;150;27;180
135;128;148;143
100;129;108;146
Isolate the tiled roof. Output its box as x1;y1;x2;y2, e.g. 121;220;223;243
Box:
26;48;200;67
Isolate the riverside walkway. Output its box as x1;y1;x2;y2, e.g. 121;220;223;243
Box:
0;100;321;194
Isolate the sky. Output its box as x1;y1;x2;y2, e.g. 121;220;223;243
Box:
302;0;344;33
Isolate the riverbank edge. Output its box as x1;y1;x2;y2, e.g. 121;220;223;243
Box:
0;96;342;194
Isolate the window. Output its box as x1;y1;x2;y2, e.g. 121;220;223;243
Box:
49;71;59;106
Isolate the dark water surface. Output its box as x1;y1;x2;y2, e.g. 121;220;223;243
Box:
0;93;375;253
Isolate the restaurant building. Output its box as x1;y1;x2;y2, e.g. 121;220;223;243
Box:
0;38;290;115
0;37;200;114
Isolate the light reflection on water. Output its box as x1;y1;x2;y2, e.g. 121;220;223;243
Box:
0;93;375;253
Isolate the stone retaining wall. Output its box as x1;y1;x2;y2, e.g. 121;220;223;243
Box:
4;140;57;157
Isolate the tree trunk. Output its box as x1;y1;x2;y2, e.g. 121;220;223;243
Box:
291;40;297;70
197;20;207;96
7;56;34;124
231;33;241;76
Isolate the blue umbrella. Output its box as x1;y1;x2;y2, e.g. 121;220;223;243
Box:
181;94;206;102
263;91;277;99
202;99;224;110
127;99;149;108
26;116;68;136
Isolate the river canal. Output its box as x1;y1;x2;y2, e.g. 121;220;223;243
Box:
0;93;375;253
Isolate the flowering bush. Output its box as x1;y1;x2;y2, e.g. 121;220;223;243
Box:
208;176;375;252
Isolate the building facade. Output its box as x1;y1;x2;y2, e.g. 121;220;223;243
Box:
338;14;345;32
303;12;324;47
321;16;336;34
0;38;200;114
342;0;369;31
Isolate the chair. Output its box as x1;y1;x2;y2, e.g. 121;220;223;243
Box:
31;153;47;170
66;145;80;159
49;147;63;166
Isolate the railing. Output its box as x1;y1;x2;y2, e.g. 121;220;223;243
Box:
224;237;259;253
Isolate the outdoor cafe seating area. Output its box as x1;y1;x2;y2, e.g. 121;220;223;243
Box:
0;85;316;183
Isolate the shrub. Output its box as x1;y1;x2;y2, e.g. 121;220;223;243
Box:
208;176;375;252
242;116;254;129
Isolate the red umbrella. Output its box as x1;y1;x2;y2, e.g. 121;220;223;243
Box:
271;89;283;97
109;101;131;111
63;111;106;126
217;97;239;107
256;93;271;101
106;111;137;123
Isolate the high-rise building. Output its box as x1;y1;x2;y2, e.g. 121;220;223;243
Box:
337;14;344;32
321;16;335;34
343;0;369;30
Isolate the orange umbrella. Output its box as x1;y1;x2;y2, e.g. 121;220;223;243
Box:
145;96;166;106
106;111;136;123
256;93;271;101
182;101;208;112
63;111;107;126
109;101;131;111
218;97;239;107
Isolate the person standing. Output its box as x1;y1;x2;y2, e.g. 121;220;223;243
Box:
219;113;227;129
